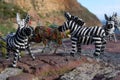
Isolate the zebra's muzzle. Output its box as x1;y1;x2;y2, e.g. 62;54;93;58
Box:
58;26;63;32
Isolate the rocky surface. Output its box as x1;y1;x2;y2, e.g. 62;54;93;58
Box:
0;54;89;80
4;0;101;26
60;60;120;80
59;36;120;80
0;37;120;80
0;68;22;80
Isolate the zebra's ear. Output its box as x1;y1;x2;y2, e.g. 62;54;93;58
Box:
16;13;21;24
104;14;109;20
25;14;30;24
114;12;117;17
64;12;71;20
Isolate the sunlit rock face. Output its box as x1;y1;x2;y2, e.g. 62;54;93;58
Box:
4;0;101;26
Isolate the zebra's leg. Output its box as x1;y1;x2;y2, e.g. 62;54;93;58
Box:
93;37;102;57
101;38;107;54
41;41;46;53
47;41;53;52
70;37;78;57
107;35;110;41
41;42;51;53
27;45;35;60
96;38;107;56
62;44;67;56
41;46;46;53
109;35;112;41
53;44;59;54
18;51;21;61
6;48;10;60
12;49;19;67
41;40;50;53
77;41;81;56
113;33;117;42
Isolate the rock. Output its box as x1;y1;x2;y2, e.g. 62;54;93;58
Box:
114;76;120;80
0;68;22;80
92;74;105;80
7;73;34;80
60;62;120;80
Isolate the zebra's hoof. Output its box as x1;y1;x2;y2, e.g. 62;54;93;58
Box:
18;58;21;61
77;52;81;56
13;64;17;68
9;64;17;68
70;53;75;57
32;57;35;61
18;56;21;60
93;53;100;57
6;58;10;60
6;56;9;60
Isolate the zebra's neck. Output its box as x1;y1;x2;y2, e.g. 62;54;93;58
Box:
69;21;79;35
15;27;29;40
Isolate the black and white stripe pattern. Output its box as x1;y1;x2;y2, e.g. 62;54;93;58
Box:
5;13;35;67
58;12;106;57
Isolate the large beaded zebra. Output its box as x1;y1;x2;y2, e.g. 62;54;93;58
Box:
4;13;35;67
58;12;107;57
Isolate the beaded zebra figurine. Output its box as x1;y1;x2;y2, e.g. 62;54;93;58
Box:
58;12;106;57
5;13;35;67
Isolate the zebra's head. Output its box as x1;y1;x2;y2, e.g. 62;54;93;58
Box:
23;26;34;37
58;12;85;32
104;14;115;34
16;13;34;37
64;12;86;26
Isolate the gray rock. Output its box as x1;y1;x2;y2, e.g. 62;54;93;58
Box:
60;62;120;80
0;68;22;80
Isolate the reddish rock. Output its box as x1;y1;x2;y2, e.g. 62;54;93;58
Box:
42;75;59;80
92;74;105;80
1;59;12;68
17;62;31;73
7;73;34;80
114;76;120;80
20;57;43;66
31;63;52;76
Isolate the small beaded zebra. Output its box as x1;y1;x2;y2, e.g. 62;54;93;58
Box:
5;13;35;67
